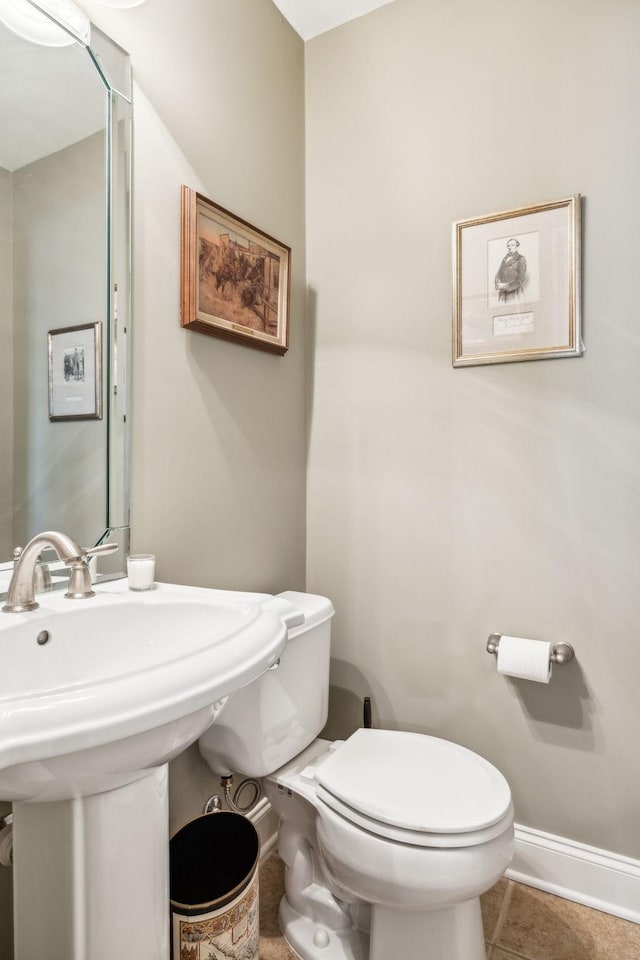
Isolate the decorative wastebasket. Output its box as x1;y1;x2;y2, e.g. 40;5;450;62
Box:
170;811;260;960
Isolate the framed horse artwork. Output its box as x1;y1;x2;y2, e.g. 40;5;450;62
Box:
180;186;291;356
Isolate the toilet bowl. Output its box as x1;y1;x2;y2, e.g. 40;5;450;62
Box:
199;592;514;960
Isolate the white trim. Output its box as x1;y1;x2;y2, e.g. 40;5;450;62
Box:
510;824;640;924
248;797;279;859
260;831;279;859
246;796;271;825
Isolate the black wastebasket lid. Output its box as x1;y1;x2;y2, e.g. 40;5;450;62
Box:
170;812;260;911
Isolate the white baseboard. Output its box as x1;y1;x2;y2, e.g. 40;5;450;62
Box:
246;796;271;825
259;830;279;858
510;823;640;924
248;797;279;858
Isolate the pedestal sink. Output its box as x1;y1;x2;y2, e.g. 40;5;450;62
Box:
0;579;290;959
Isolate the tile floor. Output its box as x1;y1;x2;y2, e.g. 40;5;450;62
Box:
258;854;640;960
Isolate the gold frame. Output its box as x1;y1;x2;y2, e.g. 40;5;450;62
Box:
453;195;582;367
181;186;291;356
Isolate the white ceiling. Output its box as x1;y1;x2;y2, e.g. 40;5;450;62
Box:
271;0;397;41
0;24;105;171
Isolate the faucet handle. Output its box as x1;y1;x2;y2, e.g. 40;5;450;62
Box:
83;543;119;580
84;543;119;559
61;543;118;566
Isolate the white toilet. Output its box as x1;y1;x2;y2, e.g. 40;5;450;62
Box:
199;592;514;960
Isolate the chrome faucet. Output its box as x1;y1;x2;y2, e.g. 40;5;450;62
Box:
2;531;118;614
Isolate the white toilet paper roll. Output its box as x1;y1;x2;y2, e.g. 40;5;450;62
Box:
496;635;552;683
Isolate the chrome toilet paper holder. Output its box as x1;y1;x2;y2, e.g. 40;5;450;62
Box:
486;633;575;665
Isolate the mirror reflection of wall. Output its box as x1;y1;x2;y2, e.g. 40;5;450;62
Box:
0;12;131;573
0;163;12;559
13;131;108;551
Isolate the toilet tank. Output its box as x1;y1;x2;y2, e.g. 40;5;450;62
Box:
198;591;334;777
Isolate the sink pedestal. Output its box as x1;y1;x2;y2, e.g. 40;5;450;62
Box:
13;766;170;960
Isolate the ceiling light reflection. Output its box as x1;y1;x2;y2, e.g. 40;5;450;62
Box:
0;0;89;46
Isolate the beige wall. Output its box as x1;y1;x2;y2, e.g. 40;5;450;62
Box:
305;0;640;859
81;0;307;601
0;169;13;559
78;0;307;828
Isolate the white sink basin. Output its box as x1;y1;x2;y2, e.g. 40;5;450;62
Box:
0;579;287;802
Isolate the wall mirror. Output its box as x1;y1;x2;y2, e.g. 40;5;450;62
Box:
0;0;131;596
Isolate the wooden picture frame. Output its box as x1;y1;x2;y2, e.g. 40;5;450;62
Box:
48;321;102;421
453;195;582;367
181;186;291;355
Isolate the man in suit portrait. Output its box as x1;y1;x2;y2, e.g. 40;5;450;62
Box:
494;238;527;302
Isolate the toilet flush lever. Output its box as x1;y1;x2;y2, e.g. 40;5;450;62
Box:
261;596;305;629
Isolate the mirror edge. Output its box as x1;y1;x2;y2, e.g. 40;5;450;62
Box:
92;24;133;583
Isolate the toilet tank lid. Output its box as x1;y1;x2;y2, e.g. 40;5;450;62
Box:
275;591;334;636
315;728;512;835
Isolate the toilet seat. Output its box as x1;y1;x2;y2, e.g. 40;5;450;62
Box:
316;785;513;848
315;728;512;848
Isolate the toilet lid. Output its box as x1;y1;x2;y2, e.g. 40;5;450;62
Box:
315;728;511;836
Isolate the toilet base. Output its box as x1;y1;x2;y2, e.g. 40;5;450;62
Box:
370;899;486;960
280;894;486;960
279;895;369;960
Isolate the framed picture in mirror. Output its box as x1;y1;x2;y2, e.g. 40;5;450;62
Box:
452;195;582;366
181;186;291;355
48;322;102;421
